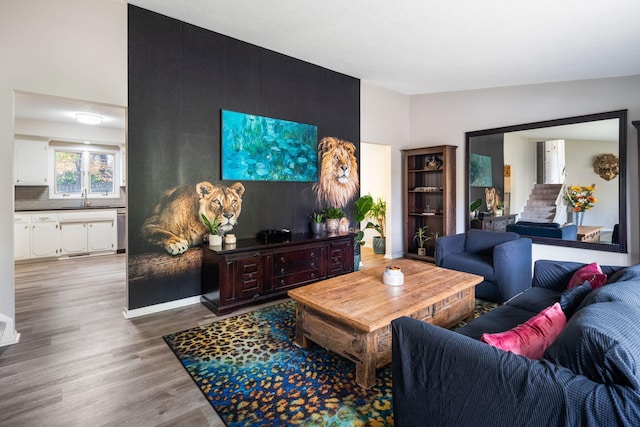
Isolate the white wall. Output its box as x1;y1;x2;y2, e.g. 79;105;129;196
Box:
360;142;391;252
361;82;410;258
0;0;127;344
406;76;640;266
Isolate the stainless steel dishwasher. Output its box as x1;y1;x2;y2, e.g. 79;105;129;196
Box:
117;208;126;253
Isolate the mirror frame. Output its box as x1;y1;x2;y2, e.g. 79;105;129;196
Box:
465;110;627;253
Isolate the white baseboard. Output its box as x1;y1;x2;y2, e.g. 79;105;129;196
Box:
123;295;202;319
0;313;20;347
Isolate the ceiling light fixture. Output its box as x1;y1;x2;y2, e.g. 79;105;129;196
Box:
75;113;103;125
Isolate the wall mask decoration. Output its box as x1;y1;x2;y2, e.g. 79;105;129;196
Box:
141;181;245;255
593;153;619;181
313;137;359;208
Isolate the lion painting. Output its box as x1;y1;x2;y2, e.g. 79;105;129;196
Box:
313;137;359;208
485;187;500;214
141;181;245;255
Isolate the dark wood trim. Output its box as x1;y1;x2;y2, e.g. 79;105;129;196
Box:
465;110;628;253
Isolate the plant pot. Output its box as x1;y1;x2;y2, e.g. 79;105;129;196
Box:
209;234;222;247
372;236;386;254
354;253;361;272
325;218;340;234
417;247;426;256
309;222;324;235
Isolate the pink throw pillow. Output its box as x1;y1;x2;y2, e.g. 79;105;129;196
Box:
481;303;567;359
567;262;607;289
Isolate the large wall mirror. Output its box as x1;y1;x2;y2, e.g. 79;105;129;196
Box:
465;110;627;253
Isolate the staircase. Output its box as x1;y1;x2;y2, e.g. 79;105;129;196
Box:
519;183;563;222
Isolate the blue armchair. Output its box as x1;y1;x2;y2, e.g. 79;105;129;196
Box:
435;229;532;303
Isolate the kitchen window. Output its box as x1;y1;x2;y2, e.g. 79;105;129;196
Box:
49;144;120;199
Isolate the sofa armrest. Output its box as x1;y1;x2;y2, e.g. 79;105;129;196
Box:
493;237;532;301
391;317;640;427
435;233;466;266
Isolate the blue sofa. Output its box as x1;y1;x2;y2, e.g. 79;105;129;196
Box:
392;260;640;427
436;229;532;303
506;221;578;240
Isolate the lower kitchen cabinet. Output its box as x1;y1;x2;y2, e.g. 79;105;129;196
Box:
14;209;118;260
202;233;354;315
14;215;32;260
31;217;61;257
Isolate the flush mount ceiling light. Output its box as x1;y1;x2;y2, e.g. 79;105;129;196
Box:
75;113;103;125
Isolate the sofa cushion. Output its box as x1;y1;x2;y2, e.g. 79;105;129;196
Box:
608;264;640;284
481;303;566;359
544;301;640;388
578;280;640;311
532;260;621;291
514;221;561;228
559;281;592;317
567;262;607;289
456;304;539;341
464;229;518;256
440;253;496;282
506;287;561;314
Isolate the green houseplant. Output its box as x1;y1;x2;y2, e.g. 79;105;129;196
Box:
469;198;483;220
201;213;222;246
352;195;373;270
365;197;386;254
414;225;430;256
309;211;324;235
323;206;345;234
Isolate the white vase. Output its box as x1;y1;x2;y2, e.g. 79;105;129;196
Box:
573;211;585;226
209;234;222;247
325;218;340;234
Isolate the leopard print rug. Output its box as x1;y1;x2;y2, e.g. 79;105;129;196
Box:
164;299;497;426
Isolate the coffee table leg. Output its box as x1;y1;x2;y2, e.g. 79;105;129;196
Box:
294;304;309;348
355;334;376;388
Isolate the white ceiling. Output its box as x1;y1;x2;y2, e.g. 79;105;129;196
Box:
128;0;640;95
14;91;126;130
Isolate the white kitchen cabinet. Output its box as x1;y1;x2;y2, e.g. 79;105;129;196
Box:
88;221;115;252
61;222;88;255
59;210;117;256
15;139;48;185
30;214;60;258
14;215;31;260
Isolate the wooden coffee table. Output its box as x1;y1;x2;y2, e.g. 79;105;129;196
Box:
577;226;603;242
287;259;483;388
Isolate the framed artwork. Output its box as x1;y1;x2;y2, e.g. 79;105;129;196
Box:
221;110;318;182
469;153;492;187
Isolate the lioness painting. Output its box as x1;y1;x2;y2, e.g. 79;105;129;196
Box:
313;136;359;208
141;181;245;255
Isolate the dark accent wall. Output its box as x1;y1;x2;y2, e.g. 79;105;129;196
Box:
469;134;504;210
127;5;360;310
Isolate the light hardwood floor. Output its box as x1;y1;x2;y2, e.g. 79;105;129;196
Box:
0;248;390;426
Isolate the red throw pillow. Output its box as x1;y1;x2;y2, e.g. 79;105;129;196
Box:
481;303;567;359
567;262;607;289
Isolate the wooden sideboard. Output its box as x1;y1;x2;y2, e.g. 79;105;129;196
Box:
470;214;517;232
201;233;354;315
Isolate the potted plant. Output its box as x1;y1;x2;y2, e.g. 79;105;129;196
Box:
469;198;483;220
309;211;324;235
495;201;505;216
414;225;430;256
201;213;222;247
324;206;345;235
365;197;386;254
352;195;373;270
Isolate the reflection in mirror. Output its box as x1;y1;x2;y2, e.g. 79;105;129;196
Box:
466;110;627;253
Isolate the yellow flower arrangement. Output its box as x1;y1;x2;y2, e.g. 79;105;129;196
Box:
563;184;597;212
